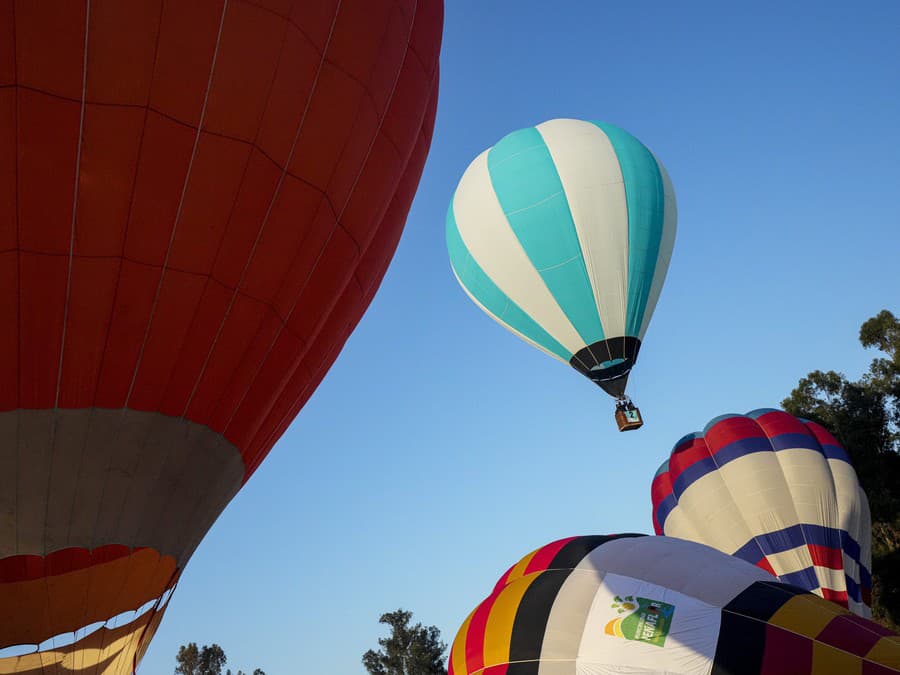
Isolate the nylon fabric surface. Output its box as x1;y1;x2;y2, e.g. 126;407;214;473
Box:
449;535;900;675
652;409;873;617
0;0;444;670
447;119;676;396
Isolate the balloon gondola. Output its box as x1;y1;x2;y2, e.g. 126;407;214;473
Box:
446;119;676;431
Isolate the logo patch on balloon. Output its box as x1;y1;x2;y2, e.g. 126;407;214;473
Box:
605;595;675;647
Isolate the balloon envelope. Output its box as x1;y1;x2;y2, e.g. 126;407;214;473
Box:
446;119;676;398
0;0;442;670
449;534;899;675
651;409;872;616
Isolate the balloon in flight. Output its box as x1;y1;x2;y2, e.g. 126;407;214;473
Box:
0;1;443;671
446;118;676;430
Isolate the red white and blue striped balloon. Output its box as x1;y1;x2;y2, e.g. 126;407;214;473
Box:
651;409;872;616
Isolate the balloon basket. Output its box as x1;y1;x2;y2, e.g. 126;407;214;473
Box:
615;406;643;432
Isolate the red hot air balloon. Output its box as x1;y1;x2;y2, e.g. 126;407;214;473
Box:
0;1;442;672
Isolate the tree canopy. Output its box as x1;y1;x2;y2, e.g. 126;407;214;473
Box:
782;309;900;628
174;643;264;675
363;609;448;675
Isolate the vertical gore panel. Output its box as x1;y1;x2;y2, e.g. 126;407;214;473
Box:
381;50;430;163
206;310;282;432
325;91;381;214
18;254;66;406
14;410;55;553
14;0;85;98
150;0;225;126
0;2;14;86
288;62;366;192
93;260;161;407
487;127;604;346
123;111;195;267
0;252;16;410
341;133;404;246
286;226;359;342
360;3;412;118
158;280;232;419
203;1;285;140
271;205;336;319
328;0;395;86
720;581;799;622
74;104;144;257
811;642;863;674
711;611;767;675
507;570;571;671
179;295;269;426
241;174;326;302
56;257;119;408
224;328;303;453
0;89;15;251
86;0;160;104
255;21;320;168
17;89;79;254
409;0;443;77
590;122;665;337
289;0;341;53
759;625;813;674
167;132;251;275
127;269;207;411
210;147;282;290
549;535;640;570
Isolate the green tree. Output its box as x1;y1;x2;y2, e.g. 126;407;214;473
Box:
363;609;447;675
782;309;900;629
175;643;200;675
175;643;227;675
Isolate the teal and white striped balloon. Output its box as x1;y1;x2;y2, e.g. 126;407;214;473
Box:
446;118;676;398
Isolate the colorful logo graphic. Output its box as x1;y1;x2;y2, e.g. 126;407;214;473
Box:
604;595;675;647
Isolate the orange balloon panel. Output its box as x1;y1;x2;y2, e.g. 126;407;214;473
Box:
0;0;443;669
0;603;167;675
0;546;176;646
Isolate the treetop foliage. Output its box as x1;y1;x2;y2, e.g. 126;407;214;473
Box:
782;309;899;628
363;609;448;675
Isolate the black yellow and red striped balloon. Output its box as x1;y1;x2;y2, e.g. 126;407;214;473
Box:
449;535;900;675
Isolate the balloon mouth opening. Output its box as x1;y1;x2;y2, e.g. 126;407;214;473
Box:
0;584;176;658
569;337;641;397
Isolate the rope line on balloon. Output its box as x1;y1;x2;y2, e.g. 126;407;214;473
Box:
220;0;417;442
180;0;344;422
246;3;440;468
120;4;231;674
254;76;442;470
31;0;93;667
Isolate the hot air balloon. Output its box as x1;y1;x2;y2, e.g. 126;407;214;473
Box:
449;534;900;675
0;1;443;671
446;119;676;431
651;409;873;617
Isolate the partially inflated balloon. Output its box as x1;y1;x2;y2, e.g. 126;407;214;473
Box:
0;1;442;670
651;409;872;616
449;534;899;675
446;119;676;403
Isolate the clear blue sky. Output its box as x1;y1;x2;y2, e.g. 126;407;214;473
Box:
141;2;900;672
